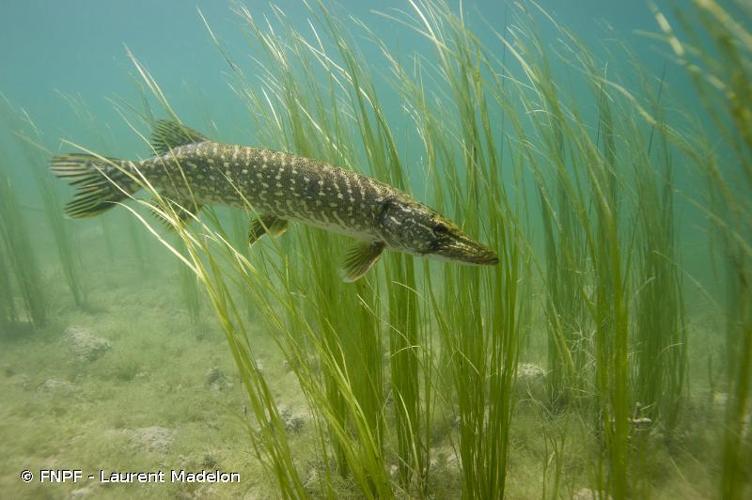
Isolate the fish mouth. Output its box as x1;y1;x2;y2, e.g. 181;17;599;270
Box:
457;247;499;266
431;237;499;266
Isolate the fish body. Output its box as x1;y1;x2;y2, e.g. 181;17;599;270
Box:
149;141;399;242
52;120;498;280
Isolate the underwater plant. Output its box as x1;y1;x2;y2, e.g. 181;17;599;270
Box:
0;149;46;328
37;0;751;498
651;1;752;497
0;98;87;308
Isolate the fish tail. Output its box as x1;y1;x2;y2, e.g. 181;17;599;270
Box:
50;153;139;218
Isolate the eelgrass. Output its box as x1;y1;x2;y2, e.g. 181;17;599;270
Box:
379;3;527;496
117;2;650;497
491;10;637;496
319;7;429;486
119;41;395;497
510;14;592;409
231;6;393;489
0;150;46;328
632;98;688;432
651;2;752;497
48;0;752;498
0;98;87;307
102;1;526;496
0;224;15;330
177;250;201;323
226;207;256;321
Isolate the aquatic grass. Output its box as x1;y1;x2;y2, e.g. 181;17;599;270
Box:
231;5;392;486
317;5;430;486
375;2;529;496
128;1;522;495
45;0;752;497
136;2;570;497
169;223;308;498
62;125;310;497
320;2;528;494
491;13;631;497
499;5;718;495
226;207;256;321
630;96;688;432
0;148;47;327
120;31;397;496
177;249;201;324
490;4;699;495
0;100;88;308
0;222;15;330
180;195;395;497
502;12;592;409
651;2;752;497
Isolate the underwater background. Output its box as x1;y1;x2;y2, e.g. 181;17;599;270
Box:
0;0;750;498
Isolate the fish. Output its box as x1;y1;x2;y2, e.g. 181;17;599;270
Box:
51;120;498;281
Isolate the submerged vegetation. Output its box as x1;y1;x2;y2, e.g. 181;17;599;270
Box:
0;167;46;329
1;97;88;308
0;141;47;329
665;4;752;498
0;0;750;498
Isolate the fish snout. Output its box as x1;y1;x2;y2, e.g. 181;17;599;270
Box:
473;247;500;266
432;235;499;266
462;244;500;266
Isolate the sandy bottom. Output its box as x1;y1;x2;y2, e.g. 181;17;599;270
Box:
0;246;727;499
0;252;283;499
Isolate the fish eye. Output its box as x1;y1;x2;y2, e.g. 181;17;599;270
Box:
433;223;448;235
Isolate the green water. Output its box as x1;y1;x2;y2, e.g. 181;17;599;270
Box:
0;1;750;499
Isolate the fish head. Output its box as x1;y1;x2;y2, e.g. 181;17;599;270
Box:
377;198;499;266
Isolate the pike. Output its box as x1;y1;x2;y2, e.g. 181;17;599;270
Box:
51;120;498;281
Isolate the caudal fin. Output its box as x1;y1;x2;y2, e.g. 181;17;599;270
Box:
50;153;138;218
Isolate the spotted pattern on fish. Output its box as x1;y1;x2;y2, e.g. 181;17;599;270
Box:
139;141;394;240
51;121;499;281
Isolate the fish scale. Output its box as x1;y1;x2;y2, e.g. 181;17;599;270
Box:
145;141;392;237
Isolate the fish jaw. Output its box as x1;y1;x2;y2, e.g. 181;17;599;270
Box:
428;232;499;266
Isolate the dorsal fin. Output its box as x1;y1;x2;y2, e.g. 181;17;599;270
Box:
150;120;208;155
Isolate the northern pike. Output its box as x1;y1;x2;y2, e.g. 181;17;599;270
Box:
51;120;498;281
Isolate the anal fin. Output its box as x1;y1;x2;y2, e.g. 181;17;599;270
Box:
249;215;289;245
341;240;385;282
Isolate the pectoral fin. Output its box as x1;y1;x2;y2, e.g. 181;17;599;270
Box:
341;241;385;282
249;215;288;245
